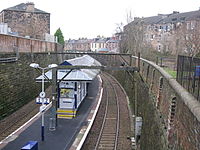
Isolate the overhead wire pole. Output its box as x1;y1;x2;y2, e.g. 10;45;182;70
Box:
51;67;58;128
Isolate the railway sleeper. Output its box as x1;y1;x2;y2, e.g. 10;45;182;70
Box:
100;139;115;143
104;127;117;130
98;144;115;149
102;131;116;134
103;131;116;134
101;133;116;136
103;127;116;129
105;117;116;120
104;122;117;125
101;136;115;140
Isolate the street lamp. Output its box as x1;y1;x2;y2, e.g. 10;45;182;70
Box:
30;63;58;141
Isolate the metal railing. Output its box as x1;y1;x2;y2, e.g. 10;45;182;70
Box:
176;55;200;101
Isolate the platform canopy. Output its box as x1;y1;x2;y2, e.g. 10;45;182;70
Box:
36;55;101;81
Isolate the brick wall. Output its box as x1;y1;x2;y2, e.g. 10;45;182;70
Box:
0;34;60;53
0;32;63;120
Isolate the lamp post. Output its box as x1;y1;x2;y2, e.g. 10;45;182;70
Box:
30;63;57;141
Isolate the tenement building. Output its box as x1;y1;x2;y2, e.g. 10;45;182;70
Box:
0;2;50;40
124;9;200;56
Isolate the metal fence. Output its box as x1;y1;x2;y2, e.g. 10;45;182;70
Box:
176;55;200;101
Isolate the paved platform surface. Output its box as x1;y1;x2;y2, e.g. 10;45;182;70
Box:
1;77;100;150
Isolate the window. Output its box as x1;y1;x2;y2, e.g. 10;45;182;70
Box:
191;21;195;30
186;22;190;30
180;17;185;21
151;34;154;39
158;45;161;51
172;18;177;21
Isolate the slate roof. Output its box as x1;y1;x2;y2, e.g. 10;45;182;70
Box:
128;9;200;26
129;15;164;26
143;15;166;24
106;39;119;43
3;3;49;14
160;10;200;24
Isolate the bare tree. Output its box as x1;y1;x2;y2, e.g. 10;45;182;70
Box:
175;20;200;57
120;16;145;56
126;10;134;24
115;22;124;33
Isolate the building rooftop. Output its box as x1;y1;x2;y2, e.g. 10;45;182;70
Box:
127;9;200;26
3;3;49;14
160;10;200;24
106;39;119;43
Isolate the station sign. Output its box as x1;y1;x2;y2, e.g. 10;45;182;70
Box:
36;97;50;104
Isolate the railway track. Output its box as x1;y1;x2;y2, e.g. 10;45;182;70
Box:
82;72;132;150
94;73;120;150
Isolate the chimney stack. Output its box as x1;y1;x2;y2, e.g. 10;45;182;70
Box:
26;2;35;12
172;11;179;14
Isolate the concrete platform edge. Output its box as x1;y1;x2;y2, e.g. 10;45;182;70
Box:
70;75;103;150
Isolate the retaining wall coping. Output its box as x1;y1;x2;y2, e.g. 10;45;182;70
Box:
0;33;58;44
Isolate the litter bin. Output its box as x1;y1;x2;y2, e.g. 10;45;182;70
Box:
49;117;56;131
21;141;38;150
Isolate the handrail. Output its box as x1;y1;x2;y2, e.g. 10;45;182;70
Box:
0;57;18;63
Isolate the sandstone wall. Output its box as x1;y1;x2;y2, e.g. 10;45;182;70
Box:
0;53;59;120
3;10;50;39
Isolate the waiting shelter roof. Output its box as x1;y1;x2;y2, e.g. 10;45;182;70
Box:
36;55;101;81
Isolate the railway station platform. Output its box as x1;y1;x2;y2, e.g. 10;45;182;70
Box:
0;77;100;150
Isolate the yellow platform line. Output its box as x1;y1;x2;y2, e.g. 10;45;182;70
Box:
58;114;75;118
57;110;76;113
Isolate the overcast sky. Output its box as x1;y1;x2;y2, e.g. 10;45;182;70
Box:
0;0;200;39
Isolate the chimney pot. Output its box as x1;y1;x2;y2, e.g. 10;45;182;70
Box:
26;2;35;12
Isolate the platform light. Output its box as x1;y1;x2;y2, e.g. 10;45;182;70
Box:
30;63;39;68
48;64;58;69
29;62;57;141
30;63;58;69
